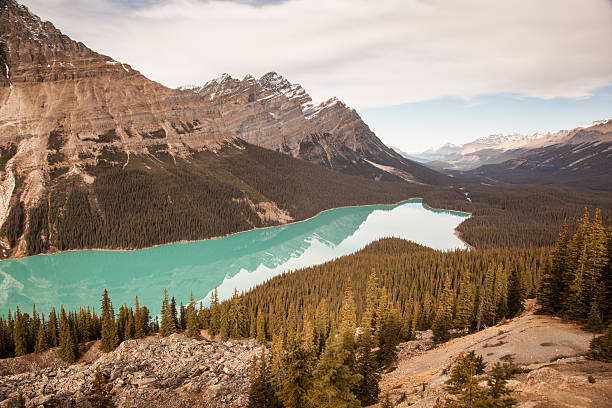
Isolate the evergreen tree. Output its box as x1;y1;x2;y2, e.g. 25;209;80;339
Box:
584;302;604;333
229;289;248;338
219;308;230;341
354;327;381;406
440;351;486;408
58;307;78;363
209;288;220;337
34;324;48;353
310;332;361;408
256;313;267;344
160;289;177;337
12;308;27;357
88;367;116;408
586;323;612;362
380;393;393;408
454;269;474;333
46;307;59;348
477;265;497;330
494;265;508;321
247;349;280;408
186;291;200;337
363;269;380;330
277;334;315;408
539;221;569;314
170;296;179;332
100;289;118;352
507;267;524;318
269;334;285;392
432;274;455;343
483;363;517;407
580;209;608;318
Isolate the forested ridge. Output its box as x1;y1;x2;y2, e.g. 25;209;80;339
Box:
2;135;611;257
2;141;429;257
424;183;612;249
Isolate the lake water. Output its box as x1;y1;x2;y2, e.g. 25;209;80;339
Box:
0;199;468;316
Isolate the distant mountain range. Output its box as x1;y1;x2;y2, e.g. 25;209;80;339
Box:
452;120;612;191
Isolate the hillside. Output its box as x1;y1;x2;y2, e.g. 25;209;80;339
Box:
381;300;612;407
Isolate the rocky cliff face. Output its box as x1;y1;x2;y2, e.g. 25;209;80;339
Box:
181;73;450;185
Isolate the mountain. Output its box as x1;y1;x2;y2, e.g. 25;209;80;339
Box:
393;143;461;163
453;120;612;191
0;0;442;258
178;73;450;186
426;132;553;171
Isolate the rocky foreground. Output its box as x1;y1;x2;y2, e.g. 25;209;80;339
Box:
1;301;611;407
0;334;259;407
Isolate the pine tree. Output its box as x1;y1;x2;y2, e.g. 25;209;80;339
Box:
277;334;315;408
363;269;380;330
209;288;220;337
454;269;474;333
229;289;248;338
586;323;612;362
47;308;59;348
58;306;78;363
584;301;604;333
580;209;608;317
494;265;508;321
269;334;285;392
160;289;177;337
442;351;486;407
507;267;524;318
34;324;48;353
100;289;118;352
483;363;517;407
380;393;393;408
219;308;230;341
88;367;116;408
315;298;330;354
170;296;179;333
477;265;497;330
539;221;569;314
186;291;200;337
12;308;27;357
310;332;361;408
354;327;381;406
256;313;267;344
247;349;280;408
432;274;455;343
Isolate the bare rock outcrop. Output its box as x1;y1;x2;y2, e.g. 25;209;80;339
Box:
0;334;259;407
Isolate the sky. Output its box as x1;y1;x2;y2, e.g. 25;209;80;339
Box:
20;0;612;152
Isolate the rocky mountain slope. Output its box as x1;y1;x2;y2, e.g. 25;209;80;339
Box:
0;0;447;259
426;132;555;171
179;73;449;185
451;120;612;191
381;300;611;407
393;143;461;163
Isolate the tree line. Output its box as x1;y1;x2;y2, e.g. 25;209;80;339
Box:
539;208;611;329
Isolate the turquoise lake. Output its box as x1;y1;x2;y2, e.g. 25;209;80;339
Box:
0;199;469;316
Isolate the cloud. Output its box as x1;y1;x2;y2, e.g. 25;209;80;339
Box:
20;0;612;109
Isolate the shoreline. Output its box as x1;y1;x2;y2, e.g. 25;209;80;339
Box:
2;197;472;261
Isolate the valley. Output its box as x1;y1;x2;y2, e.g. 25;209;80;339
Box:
0;0;610;407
